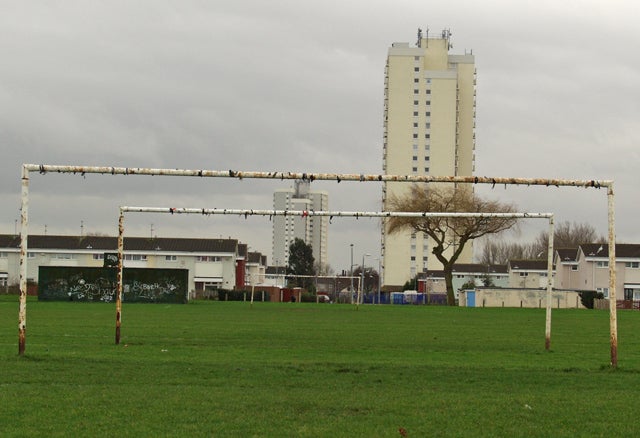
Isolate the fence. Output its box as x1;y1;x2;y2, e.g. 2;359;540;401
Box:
595;299;640;310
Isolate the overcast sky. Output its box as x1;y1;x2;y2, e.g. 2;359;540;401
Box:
1;1;638;271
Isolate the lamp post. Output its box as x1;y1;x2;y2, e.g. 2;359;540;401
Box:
350;244;354;304
359;253;370;306
377;257;381;305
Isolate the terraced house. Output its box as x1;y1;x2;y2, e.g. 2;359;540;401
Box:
0;234;267;298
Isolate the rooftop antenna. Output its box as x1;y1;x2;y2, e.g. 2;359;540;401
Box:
442;28;453;49
417;28;423;47
80;220;84;236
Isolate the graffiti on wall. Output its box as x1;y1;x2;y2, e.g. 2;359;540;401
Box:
38;267;188;303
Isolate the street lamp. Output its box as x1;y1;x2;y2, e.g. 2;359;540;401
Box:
359;253;370;305
350;244;354;304
376;257;381;305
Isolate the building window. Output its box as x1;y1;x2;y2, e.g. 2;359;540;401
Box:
0;252;7;258
426;100;431;106
413;122;418;127
426;89;431;94
519;272;528;277
27;253;36;259
625;262;639;268
424;167;429;172
196;256;221;262
412;167;418;172
412;156;418;161
425;112;431;117
413;144;418;150
54;253;75;260
596;261;609;268
425;123;430;129
413;111;419;116
425;134;430;139
414;89;419;94
413;100;419;106
424;156;430;161
93;254;104;260
165;255;177;261
414;78;419;83
412;133;418;139
571;265;578;271
414;67;419;72
124;254;147;261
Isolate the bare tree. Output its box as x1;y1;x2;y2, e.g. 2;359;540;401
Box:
387;185;518;305
479;221;605;264
533;221;605;257
477;221;607;264
477;239;539;265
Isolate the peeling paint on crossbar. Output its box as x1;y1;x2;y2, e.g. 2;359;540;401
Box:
122;206;555;219
17;163;617;367
24;164;611;188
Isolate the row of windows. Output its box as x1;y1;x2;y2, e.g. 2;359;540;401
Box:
196;256;222;262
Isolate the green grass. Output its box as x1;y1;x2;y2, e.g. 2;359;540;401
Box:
1;296;639;437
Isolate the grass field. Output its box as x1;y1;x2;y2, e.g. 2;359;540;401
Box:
1;296;639;437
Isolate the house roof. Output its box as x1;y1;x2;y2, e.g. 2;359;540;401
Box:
450;263;508;275
418;263;508;280
555;248;578;262
507;259;552;271
0;234;239;254
266;266;287;275
247;251;267;265
581;243;640;259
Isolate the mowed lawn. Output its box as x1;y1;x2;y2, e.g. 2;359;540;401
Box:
1;296;639;437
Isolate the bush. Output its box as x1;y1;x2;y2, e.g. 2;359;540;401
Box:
579;291;604;309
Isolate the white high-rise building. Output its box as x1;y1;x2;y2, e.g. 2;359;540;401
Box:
272;180;328;269
382;29;476;289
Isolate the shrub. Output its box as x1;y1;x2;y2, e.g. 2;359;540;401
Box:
578;291;604;309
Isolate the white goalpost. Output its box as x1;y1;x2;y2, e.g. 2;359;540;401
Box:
116;206;555;350
17;164;617;366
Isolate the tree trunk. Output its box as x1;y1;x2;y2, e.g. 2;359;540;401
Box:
444;267;456;306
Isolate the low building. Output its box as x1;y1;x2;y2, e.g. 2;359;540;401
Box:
507;260;554;289
0;234;268;299
459;288;585;309
418;263;509;296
